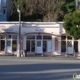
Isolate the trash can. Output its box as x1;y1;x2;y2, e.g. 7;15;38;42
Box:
23;50;27;57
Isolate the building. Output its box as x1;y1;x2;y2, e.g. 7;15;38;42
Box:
0;0;13;21
0;22;80;56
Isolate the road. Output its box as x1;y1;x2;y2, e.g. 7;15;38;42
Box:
0;56;80;80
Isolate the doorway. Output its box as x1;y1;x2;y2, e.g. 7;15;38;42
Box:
67;41;73;54
35;40;43;54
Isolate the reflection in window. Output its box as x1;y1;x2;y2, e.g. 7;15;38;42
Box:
31;41;35;51
43;41;47;52
12;40;17;51
61;41;66;52
27;40;30;51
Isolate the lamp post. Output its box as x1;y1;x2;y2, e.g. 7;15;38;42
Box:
17;5;21;57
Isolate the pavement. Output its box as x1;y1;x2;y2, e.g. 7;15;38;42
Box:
0;55;80;60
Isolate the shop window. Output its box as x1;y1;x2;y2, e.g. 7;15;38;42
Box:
43;41;47;52
43;35;52;39
31;41;35;51
27;40;30;51
61;41;66;52
74;41;78;52
0;40;5;51
27;35;35;39
12;40;17;51
61;36;66;40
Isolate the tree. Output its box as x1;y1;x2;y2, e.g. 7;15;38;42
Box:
9;0;75;21
63;9;80;39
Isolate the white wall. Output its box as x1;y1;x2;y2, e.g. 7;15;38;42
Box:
0;22;65;35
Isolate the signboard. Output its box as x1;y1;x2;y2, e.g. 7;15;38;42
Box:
47;40;52;52
2;28;13;32
35;28;44;32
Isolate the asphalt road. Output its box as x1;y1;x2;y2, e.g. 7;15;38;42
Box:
0;56;80;80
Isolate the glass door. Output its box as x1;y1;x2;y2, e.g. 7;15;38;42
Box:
6;40;12;53
36;40;42;54
67;41;73;54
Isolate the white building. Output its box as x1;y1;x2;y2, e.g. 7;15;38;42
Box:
0;22;80;56
0;0;13;21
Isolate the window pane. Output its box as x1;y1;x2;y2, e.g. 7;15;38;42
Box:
12;35;17;39
37;35;42;39
61;36;66;40
74;41;78;52
67;36;72;40
7;35;11;39
27;35;35;39
61;41;66;52
43;41;47;52
6;40;11;46
12;40;17;51
1;40;5;51
37;41;41;47
43;36;52;39
31;41;35;51
27;40;30;51
0;34;5;39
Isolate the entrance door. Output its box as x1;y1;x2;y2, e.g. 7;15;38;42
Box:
6;40;12;53
36;40;42;54
67;41;73;54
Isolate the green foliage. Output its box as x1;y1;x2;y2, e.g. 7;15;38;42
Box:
63;9;80;39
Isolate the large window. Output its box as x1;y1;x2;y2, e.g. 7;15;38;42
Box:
12;40;17;51
61;41;66;52
0;40;5;51
43;41;47;52
27;40;30;51
74;41;78;52
31;41;35;51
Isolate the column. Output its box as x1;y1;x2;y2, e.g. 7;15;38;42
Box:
58;37;61;55
23;35;26;50
78;39;80;56
52;35;55;55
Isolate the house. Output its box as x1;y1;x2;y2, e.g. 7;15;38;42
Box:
0;22;80;56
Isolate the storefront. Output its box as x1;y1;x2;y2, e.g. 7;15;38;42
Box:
0;22;79;56
0;32;18;54
25;33;52;55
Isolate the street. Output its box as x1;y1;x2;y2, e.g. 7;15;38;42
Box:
0;56;80;80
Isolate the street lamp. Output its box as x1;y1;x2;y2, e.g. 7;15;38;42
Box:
17;5;21;57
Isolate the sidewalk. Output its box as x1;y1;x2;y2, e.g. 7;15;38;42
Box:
0;55;79;60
